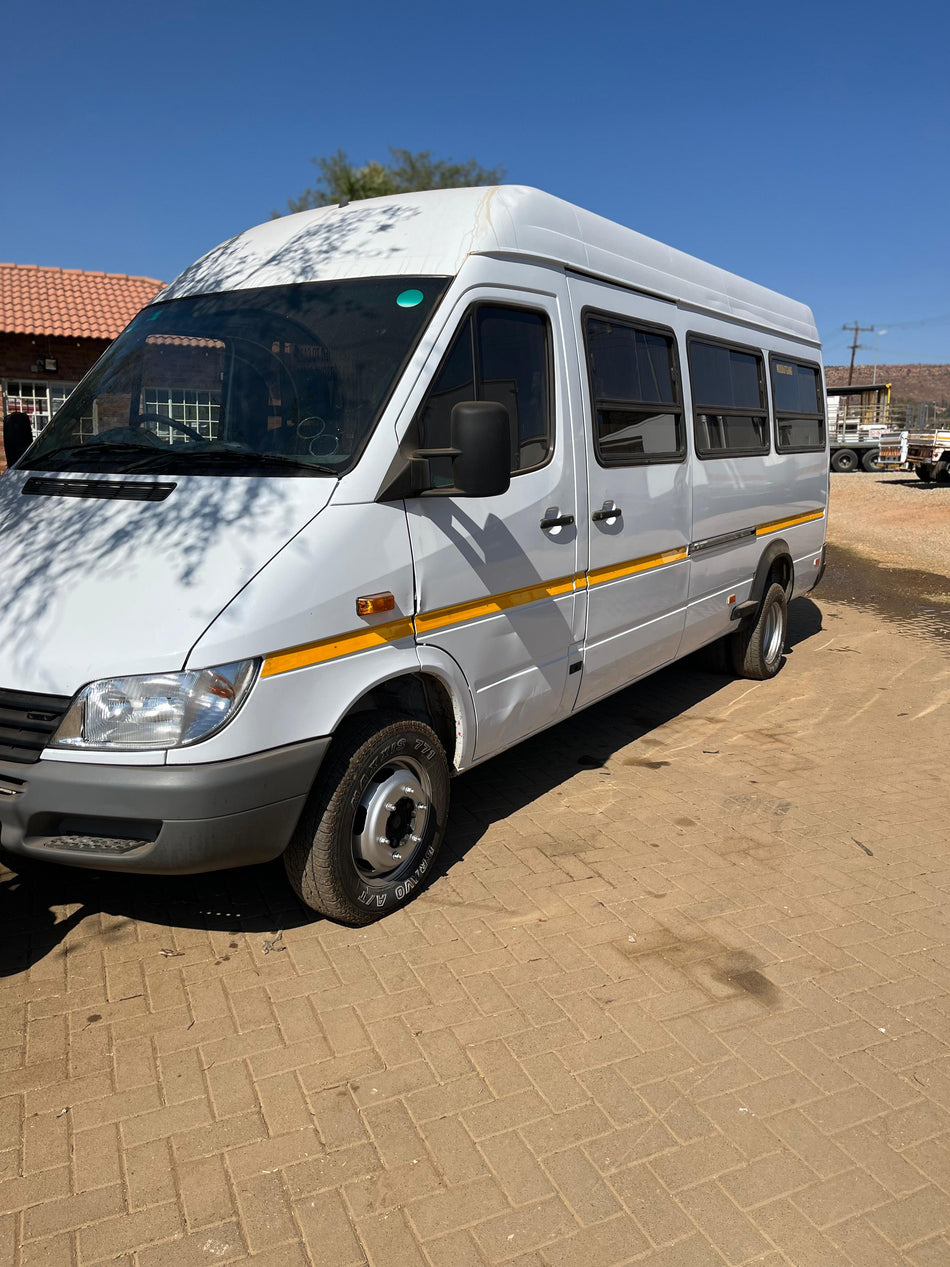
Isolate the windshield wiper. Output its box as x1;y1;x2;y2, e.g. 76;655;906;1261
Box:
169;449;339;476
23;442;173;473
24;443;338;477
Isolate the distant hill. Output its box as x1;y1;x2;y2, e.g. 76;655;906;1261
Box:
825;364;950;413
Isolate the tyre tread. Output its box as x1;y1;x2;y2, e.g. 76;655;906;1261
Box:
284;711;447;926
730;582;788;681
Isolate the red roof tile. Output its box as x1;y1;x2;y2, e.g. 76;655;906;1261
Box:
0;263;165;340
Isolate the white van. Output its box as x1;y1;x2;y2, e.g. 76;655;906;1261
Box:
0;187;827;924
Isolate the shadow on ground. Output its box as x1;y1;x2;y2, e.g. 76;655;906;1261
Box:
875;477;950;492
0;597;824;977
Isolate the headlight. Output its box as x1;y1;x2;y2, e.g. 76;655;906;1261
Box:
50;660;259;751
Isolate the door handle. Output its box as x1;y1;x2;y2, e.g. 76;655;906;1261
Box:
592;506;623;522
540;513;575;530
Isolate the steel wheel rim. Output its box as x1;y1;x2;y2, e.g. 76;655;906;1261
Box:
353;755;433;880
763;602;785;665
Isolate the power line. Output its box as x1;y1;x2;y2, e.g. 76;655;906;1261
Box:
876;313;950;330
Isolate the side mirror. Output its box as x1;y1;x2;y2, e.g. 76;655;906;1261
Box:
449;401;511;498
2;412;33;468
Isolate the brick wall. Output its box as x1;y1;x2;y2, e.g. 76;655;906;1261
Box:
0;333;109;470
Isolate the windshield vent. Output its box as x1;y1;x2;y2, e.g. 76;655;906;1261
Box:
0;688;73;765
22;478;176;502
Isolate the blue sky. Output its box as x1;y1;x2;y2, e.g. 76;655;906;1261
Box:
3;0;948;364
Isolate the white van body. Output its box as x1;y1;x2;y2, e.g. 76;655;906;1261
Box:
0;187;827;923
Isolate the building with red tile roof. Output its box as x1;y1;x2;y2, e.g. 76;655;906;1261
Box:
1;263;165;468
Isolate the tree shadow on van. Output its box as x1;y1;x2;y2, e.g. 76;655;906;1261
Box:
0;597;823;975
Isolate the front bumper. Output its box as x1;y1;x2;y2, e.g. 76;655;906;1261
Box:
0;738;330;874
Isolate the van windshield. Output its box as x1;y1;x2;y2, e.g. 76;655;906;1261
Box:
21;278;448;477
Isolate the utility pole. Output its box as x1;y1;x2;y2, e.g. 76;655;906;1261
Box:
842;322;876;385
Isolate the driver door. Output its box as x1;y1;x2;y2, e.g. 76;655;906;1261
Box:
405;286;582;761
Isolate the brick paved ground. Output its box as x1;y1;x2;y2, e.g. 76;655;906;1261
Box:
2;583;949;1265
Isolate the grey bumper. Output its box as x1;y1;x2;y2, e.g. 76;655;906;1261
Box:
0;738;330;874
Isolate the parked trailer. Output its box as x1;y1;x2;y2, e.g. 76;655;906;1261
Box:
826;382;891;472
906;431;950;483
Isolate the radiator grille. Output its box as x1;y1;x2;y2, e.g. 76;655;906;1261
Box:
0;688;72;764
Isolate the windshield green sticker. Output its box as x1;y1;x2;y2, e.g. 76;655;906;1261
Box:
396;289;424;308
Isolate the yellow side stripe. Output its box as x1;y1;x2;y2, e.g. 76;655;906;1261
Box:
756;509;824;536
587;546;688;586
414;573;578;634
260;540;691;677
261;617;415;677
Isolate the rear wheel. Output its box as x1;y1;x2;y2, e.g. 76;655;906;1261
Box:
861;447;881;472
730;582;788;680
916;463;934;482
284;712;450;925
831;448;858;472
934;461;950;484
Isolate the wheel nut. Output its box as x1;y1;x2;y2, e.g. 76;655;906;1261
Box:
409;833;422;844
401;785;415;795
391;852;403;862
384;801;397;812
415;802;427;811
376;835;390;846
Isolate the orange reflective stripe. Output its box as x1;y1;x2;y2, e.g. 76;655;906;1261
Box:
587;546;688;586
261;542;690;676
755;509;824;536
261;617;415;677
414;574;578;634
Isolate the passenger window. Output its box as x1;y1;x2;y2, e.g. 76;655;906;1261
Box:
584;315;684;465
416;305;552;481
688;338;770;458
770;357;825;451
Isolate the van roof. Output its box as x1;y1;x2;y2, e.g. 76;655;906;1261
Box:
160;186;819;345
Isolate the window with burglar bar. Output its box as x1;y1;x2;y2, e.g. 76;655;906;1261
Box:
3;379;91;439
142;388;221;443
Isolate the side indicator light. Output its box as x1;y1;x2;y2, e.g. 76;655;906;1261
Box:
727;594;737;604
356;592;396;617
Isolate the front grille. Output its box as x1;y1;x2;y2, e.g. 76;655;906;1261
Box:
0;688;72;764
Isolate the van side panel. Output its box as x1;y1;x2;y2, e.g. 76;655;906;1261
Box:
565;276;691;707
680;321;827;656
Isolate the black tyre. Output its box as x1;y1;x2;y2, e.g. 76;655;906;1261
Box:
861;447;881;472
284;712;450;925
934;461;950;484
916;463;934;482
730;582;788;680
831;448;858;472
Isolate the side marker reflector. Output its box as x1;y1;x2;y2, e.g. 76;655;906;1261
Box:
357;592;396;617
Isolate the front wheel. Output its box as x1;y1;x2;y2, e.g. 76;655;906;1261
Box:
730;582;788;680
284;713;450;925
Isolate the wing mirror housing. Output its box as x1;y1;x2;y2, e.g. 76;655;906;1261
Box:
3;412;33;468
448;401;511;497
378;400;512;500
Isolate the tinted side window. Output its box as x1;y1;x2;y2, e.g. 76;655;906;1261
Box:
417;305;552;479
584;315;684;465
689;338;770;457
770;357;825;451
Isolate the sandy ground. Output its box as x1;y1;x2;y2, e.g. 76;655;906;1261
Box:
828;470;950;577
